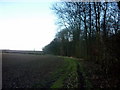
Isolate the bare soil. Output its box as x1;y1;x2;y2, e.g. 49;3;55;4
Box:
2;53;64;88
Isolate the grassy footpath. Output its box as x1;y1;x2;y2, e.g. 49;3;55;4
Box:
51;57;78;88
51;57;93;88
32;56;92;88
51;57;79;88
51;56;119;88
34;55;118;88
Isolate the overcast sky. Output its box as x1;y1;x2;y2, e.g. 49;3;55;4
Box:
0;0;58;51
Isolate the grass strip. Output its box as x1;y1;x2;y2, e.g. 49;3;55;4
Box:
51;57;79;88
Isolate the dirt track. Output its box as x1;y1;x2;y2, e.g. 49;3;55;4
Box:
2;53;64;88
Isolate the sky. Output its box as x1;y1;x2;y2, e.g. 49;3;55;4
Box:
0;0;58;51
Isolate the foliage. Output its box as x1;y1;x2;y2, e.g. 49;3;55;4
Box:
43;1;120;85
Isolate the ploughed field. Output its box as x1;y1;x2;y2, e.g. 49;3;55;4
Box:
2;53;64;88
3;51;117;88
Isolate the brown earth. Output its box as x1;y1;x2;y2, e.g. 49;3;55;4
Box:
2;53;64;88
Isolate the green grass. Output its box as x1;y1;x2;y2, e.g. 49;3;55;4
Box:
50;56;93;88
31;56;92;88
51;57;79;88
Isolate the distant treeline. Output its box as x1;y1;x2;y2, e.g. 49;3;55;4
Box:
3;50;44;55
43;2;120;76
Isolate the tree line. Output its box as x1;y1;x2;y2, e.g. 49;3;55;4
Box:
43;2;120;75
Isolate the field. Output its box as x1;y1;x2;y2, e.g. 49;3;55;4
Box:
3;50;119;88
2;52;65;88
2;51;80;88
